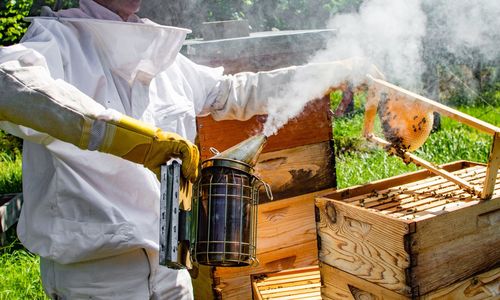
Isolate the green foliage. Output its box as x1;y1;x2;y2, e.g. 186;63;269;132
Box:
334;102;500;188
0;0;32;46
0;130;23;194
0;241;47;300
227;0;363;32
0;151;22;194
0;130;22;158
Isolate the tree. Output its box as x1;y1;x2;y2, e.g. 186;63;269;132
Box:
0;0;32;46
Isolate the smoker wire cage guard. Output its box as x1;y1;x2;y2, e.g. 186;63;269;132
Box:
192;157;272;267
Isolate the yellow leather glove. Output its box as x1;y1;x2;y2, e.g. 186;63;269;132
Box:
98;115;200;182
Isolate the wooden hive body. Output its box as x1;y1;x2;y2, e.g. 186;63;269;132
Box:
184;30;338;299
316;161;500;298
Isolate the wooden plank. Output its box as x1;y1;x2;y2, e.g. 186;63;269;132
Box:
402;151;482;197
255;141;336;202
345;165;484;208
381;168;496;216
192;189;333;299
410;196;500;295
320;263;408;300
369;76;500;136
321;263;500;300
196;97;331;160
253;266;321;299
322;161;475;201
253;280;264;300
421;266;500;300
214;240;319;300
380;169;489;211
0;193;22;233
257;274;320;288
483;132;500;199
257;190;322;254
316;197;412;295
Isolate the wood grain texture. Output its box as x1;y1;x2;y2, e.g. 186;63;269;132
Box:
257;190;330;253
317;161;500;297
316;198;412;295
320;263;407;300
321;263;500;300
255;141;336;202
196;97;332;160
214;240;319;300
322;161;477;201
371;77;500;135
411;196;500;295
253;266;322;299
421;266;500;300
483;132;500;199
192;189;333;299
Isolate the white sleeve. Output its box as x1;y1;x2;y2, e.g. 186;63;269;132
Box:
0;20;109;148
0;20;66;144
207;58;384;121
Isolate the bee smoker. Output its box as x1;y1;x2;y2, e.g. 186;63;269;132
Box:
159;134;273;269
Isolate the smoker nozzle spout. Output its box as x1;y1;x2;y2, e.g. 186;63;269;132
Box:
214;134;267;168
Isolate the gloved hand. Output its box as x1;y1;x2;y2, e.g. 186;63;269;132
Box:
98;115;200;182
0;61;200;182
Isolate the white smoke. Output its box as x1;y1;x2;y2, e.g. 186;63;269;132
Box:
425;0;500;61
262;0;500;136
315;0;427;89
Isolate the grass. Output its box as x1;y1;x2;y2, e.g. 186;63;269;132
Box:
0;152;22;194
334;103;500;188
0;100;498;298
0;242;47;300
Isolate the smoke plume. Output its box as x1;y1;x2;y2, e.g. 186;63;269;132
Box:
262;0;500;136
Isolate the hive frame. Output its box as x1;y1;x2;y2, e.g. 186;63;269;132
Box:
362;76;500;200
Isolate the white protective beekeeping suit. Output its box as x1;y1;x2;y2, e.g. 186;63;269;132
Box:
0;0;382;298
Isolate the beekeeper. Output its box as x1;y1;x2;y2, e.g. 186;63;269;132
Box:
0;0;383;299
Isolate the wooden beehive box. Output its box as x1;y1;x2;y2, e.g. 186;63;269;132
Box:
191;98;336;298
316;160;500;298
186;30;339;299
321;263;500;300
252;266;322;299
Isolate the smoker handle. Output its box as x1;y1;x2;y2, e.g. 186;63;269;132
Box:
254;175;273;201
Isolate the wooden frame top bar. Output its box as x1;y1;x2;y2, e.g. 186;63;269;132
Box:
364;77;500;200
369;76;500;135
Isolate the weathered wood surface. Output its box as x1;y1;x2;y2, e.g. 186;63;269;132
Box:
256;189;329;253
411;195;500;295
197;97;332;160
369;77;500;136
255;141;336;202
321;262;500;300
324;161;476;201
0;193;22;233
192;189;333;299
367;77;500;199
253;266;322;300
316;197;412;295
321;263;407;300
421;266;500;300
483;132;500;199
316;161;500;297
213;240;319;299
